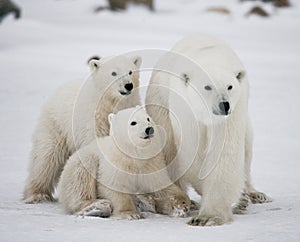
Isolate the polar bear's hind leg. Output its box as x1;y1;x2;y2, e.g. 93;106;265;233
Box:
232;192;251;214
24;120;70;203
244;119;272;205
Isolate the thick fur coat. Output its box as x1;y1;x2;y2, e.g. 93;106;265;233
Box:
24;55;141;203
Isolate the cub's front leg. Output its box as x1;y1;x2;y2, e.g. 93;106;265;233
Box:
99;185;142;220
58;153;112;217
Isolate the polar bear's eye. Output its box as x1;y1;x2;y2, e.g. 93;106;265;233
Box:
129;71;133;75
147;118;150;122
228;85;233;90
112;72;117;76
131;121;137;126
204;85;212;91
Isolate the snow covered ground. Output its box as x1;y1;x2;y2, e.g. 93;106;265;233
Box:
0;0;300;241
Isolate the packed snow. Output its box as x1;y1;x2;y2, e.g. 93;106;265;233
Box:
0;0;299;241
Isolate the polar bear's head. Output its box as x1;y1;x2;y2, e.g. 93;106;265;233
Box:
170;64;246;125
108;106;156;151
89;55;142;97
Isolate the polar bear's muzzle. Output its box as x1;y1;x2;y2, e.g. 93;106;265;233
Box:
119;82;134;95
213;101;231;116
143;126;154;139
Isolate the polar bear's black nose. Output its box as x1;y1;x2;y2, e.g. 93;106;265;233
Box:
145;127;154;136
219;101;230;115
124;83;133;91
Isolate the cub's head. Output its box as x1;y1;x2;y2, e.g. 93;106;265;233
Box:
108;106;156;150
89;55;142;97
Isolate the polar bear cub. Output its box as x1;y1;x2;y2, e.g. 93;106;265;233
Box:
58;107;191;219
24;55;141;204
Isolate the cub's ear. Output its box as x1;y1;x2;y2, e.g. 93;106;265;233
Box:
131;56;142;68
108;113;115;125
87;55;101;64
89;59;101;72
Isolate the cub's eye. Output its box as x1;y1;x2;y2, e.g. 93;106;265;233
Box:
147;118;150;122
131;121;137;126
129;70;133;75
204;85;212;91
112;72;117;76
228;85;233;90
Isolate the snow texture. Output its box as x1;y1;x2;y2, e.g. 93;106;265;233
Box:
0;0;299;241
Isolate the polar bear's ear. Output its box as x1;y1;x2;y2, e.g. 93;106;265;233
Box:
131;56;142;68
89;59;101;72
236;71;245;83
108;113;115;125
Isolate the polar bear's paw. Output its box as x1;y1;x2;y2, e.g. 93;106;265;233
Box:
249;192;272;204
115;211;144;220
188;215;226;226
24;193;55;204
232;192;251;214
77;199;112;218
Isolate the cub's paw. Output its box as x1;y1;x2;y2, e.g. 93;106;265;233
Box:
170;197;190;218
77;199;112;217
188;215;226;226
232;192;251;214
24;193;55;204
135;194;156;213
249;192;272;204
115;211;144;220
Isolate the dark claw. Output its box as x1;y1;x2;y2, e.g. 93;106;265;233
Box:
188;217;207;226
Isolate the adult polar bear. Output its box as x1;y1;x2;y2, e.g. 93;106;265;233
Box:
24;55;141;204
146;35;271;226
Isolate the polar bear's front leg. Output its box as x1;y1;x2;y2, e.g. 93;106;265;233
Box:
188;152;244;226
188;194;234;226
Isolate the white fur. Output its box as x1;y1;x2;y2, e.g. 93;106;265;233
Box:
58;107;191;219
146;34;271;226
23;55;142;203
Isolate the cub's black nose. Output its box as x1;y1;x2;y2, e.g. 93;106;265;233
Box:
219;101;230;115
124;83;133;91
145;127;154;136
